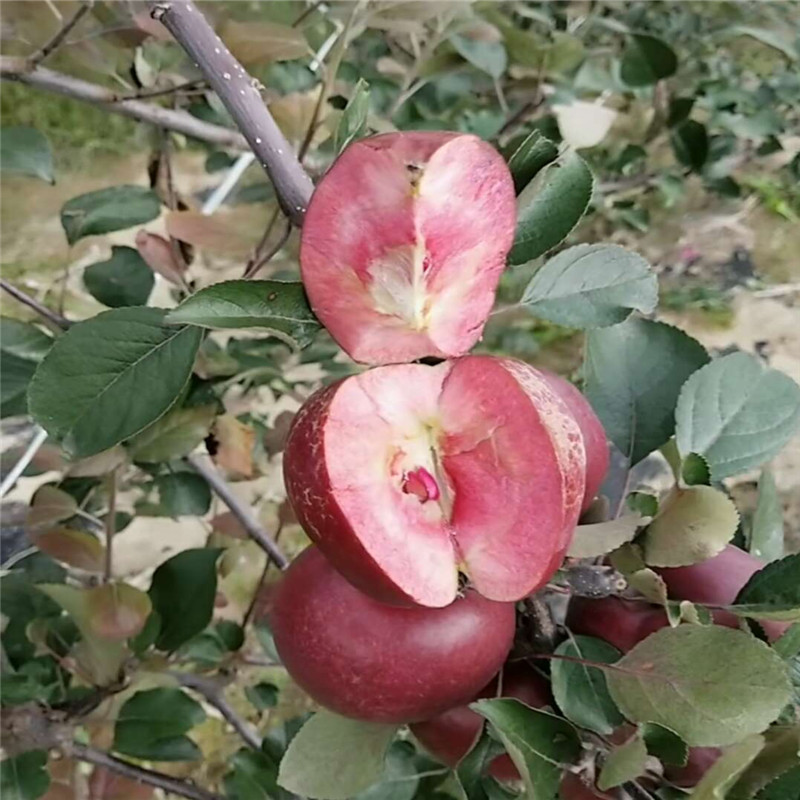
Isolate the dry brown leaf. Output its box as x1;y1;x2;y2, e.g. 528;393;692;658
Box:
165;210;262;259
213;415;256;478
135;230;186;286
221;19;309;66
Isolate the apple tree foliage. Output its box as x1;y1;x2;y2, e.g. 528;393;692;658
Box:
1;2;800;800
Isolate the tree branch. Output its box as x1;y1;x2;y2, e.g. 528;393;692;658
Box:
149;0;314;226
187;453;289;569
171;671;261;751
0;278;71;331
29;1;94;67
0;57;248;151
68;743;223;800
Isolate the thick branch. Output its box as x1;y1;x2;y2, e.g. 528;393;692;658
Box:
187;453;289;569
149;0;314;225
1;278;71;331
172;671;261;750
69;743;223;800
0;57;248;150
29;1;94;66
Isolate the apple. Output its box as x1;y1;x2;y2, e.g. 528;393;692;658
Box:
560;772;621;800
538;370;609;512
664;747;722;788
283;355;586;607
565;596;668;653
270;546;516;724
300;131;516;365
410;664;552;782
658;545;787;642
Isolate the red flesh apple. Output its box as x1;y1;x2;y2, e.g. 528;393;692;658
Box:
270;546;516;724
538;370;609;512
300;132;516;365
410;665;552;781
283;355;586;607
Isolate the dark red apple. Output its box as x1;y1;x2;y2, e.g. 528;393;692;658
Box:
410;664;552;781
271;546;516;724
538;370;609;512
560;772;621;800
565;596;668;653
300;131;516;365
283;355;586;607
664;747;722;788
658;544;787;642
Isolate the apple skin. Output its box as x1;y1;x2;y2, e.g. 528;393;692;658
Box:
560;772;621;800
657;544;787;641
538;370;609;512
271;547;516;724
664;747;722;788
300;131;516;365
283;356;585;608
565;596;668;653
410;665;552;781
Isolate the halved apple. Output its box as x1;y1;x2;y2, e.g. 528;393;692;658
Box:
300;132;516;365
283;355;586;607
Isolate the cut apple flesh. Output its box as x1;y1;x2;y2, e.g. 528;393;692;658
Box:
300;132;516;365
284;356;586;607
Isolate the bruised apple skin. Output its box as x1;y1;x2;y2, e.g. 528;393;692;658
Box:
283;355;586;607
538;370;609;512
410;665;552;782
270;546;516;724
300;132;516;365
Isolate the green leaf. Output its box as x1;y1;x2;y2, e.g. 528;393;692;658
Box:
639;723;688;767
0;751;50;800
335;79;370;155
731;554;800;623
179;620;245;667
148;548;221;652
773;624;800;658
278;710;398;799
126;404;217;463
506;130;559;194
522;244;657;329
754;765;800;800
675;352;800;481
0;127;54;184
597;734;647;790
750;470;784;563
671;120;709;173
28;307;202;458
450;33;507;79
246;682;279;711
224;748;282;800
691;736;765;800
165;281;320;348
113;687;206;761
455;725;506;800
642;486;739;568
471;699;582;800
568;514;646;559
353;741;420;800
620;34;678;87
682;452;711;486
606;626;792;746
156;473;211;516
60;186;161;245
83;246;155;308
509;150;593;265
1;319;52;417
725;26;798;61
551;635;625;735
0;318;52;361
731;726;800;800
585;318;710;465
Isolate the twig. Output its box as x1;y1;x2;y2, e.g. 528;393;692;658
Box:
149;0;314;225
242;525;284;627
244;216;292;279
0;427;48;499
0;278;71;331
68;743;222;800
293;0;324;28
103;469;117;583
0;57;248;151
186;454;289;569
171;671;261;751
29;1;93;66
115;78;206;101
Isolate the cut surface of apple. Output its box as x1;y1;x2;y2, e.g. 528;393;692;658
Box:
300;131;516;365
284;355;586;607
271;546;516;723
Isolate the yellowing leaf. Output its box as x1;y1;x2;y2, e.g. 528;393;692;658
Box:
213;415;255;478
34;527;105;572
26;486;78;531
221;19;308;66
86;582;152;641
